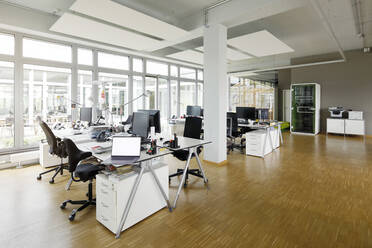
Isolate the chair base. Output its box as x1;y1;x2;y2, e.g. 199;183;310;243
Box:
37;159;68;184
60;181;95;221
169;168;204;187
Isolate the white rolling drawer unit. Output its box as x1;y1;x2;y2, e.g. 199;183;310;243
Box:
96;161;169;233
245;130;273;157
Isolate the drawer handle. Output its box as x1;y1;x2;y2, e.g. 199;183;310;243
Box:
101;202;109;208
101;189;109;194
101;182;108;187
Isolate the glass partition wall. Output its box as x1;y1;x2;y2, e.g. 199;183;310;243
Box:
0;30;203;153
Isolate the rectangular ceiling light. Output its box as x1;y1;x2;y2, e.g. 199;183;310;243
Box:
195;47;251;61
227;30;294;57
167;50;203;65
70;0;189;41
50;13;163;51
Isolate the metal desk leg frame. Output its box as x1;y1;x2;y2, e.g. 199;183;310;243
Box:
115;161;172;239
173;148;209;209
173;152;192;209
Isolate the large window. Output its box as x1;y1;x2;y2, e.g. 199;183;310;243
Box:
180;81;196;115
77;70;93;107
158;78;169;120
197;82;203;107
23;65;71;146
98;52;129;70
0;32;204;153
0;33;14;55
0;62;14;149
23;38;72;63
229;78;275;119
78;48;93;66
98;72;128;123
180;67;196;79
133;76;144;112
146;61;168;76
145;77;156;110
170;80;178;117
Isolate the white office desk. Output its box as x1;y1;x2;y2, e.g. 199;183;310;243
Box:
77;136;211;239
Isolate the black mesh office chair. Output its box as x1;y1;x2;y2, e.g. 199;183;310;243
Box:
60;138;103;221
169;117;203;187
227;112;245;153
37;121;68;184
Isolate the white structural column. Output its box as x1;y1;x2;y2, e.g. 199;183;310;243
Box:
203;24;227;163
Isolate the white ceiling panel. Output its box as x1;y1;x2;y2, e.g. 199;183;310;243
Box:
195;47;252;61
50;13;163;51
228;30;294;57
70;0;189;41
167;50;203;65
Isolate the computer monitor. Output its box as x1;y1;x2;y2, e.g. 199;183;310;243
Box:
132;112;149;139
200;108;204;117
80;107;92;123
236;107;256;120
186;105;202;116
138;109;161;133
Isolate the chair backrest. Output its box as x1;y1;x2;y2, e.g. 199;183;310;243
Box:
63;138;84;172
39;121;59;155
184;117;202;139
227;112;238;135
227;117;232;136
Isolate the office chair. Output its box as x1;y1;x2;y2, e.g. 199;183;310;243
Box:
169;117;203;187
37;121;68;184
227;112;245;153
121;114;133;125
60;138;103;221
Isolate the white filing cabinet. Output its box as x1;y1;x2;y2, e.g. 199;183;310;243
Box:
326;118;345;134
345;119;365;135
327;118;365;136
245;130;273;157
96;161;168;234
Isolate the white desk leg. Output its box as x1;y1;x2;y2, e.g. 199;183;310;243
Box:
278;124;283;144
65;178;73;191
115;165;145;239
147;163;173;212
194;149;208;184
173;152;192;209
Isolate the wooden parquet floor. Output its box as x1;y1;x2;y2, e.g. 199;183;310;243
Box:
1;132;372;248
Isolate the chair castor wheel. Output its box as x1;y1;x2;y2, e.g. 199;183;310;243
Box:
37;175;41;180
60;203;66;209
69;209;77;221
49;179;54;184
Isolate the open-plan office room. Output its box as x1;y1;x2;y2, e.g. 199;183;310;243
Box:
0;0;372;247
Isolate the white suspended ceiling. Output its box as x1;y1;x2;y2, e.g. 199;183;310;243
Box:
70;0;189;41
166;50;203;65
50;13;163;51
227;30;294;57
195;47;252;61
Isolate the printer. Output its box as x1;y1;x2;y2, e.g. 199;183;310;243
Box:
328;107;345;118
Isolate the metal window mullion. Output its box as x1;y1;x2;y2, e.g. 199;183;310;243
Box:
177;66;180;117
128;56;133;115
71;45;78;121
13;33;23;148
167;64;171;120
142;60;146;108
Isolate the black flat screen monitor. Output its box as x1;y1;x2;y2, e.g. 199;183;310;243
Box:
186;105;202;116
138;109;161;133
236;107;256;120
80;107;92;123
132;112;149;139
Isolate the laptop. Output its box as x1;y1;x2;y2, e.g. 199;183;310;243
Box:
106;136;141;166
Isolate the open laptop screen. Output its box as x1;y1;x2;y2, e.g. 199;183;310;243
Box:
111;137;141;157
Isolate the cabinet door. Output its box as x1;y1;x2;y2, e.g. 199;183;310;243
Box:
327;119;344;134
345;120;365;135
